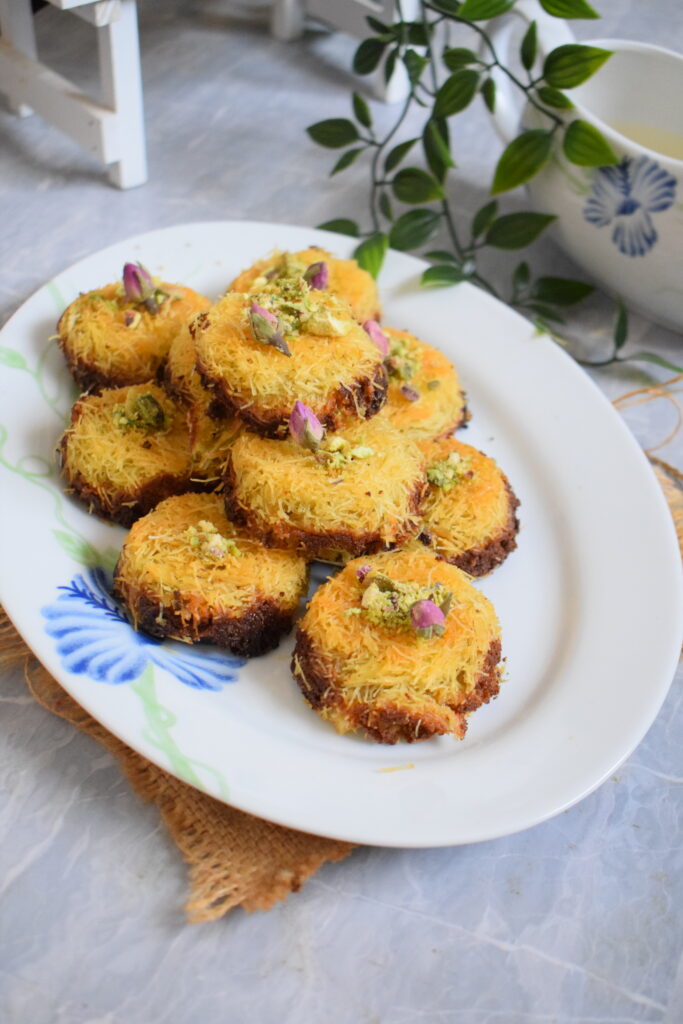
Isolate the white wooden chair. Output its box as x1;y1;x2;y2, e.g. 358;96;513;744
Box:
272;0;420;103
0;0;146;188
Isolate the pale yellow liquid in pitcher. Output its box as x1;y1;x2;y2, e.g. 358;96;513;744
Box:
610;120;683;160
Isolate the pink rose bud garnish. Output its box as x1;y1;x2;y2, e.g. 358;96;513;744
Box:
122;261;154;303
362;320;389;357
304;261;329;290
401;385;420;402
410;599;446;639
249;301;291;356
289;401;324;450
356;564;372;583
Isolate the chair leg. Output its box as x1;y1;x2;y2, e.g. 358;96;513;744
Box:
271;0;305;42
0;0;37;116
97;0;147;188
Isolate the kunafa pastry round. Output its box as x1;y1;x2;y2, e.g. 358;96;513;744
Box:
57;262;209;392
224;404;427;560
193;281;387;437
187;403;244;491
291;548;503;743
114;493;308;657
59;383;192;526
229;247;380;323
374;325;468;440
417;438;520;576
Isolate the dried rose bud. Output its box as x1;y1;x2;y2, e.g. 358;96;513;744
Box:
122;262;154;303
362;320;389;357
410;599;446;638
249;301;291;356
289;401;324;450
304;261;328;290
401;385;420;402
356;564;372;583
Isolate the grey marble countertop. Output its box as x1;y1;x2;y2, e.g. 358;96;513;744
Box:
1;2;681;1022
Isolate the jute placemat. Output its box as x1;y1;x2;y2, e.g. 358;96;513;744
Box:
1;458;680;921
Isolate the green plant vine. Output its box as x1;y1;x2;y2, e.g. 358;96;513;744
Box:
307;0;683;375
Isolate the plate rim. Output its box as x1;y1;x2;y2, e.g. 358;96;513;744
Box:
1;218;681;848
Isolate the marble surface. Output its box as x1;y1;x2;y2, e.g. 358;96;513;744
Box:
1;1;682;1021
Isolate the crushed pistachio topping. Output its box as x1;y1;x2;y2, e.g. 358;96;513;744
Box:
386;335;420;382
119;262;172;315
314;434;375;471
401;384;420;402
247;258;350;345
185;520;241;560
427;379;441;390
112;392;169;433
123;310;142;329
426;450;471;492
356;569;453;637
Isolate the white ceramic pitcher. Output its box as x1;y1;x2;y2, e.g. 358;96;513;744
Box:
487;1;683;333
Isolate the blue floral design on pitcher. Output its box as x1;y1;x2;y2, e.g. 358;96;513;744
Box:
583;156;677;256
41;567;243;689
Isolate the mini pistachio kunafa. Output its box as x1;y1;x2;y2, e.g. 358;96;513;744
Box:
417;438;520;576
224;403;427;560
370;325;468;440
292;549;503;743
59;383;192;526
229;247;380;323
194;280;387;437
57;262;209;392
114;493;308;656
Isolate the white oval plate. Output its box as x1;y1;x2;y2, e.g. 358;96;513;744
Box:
1;221;680;848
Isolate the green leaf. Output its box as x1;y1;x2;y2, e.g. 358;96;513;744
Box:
442;47;480;71
379;191;394;221
543;44;612;89
491;129;553;194
523;301;566;323
486;212;556;249
422;118;454;182
521;20;537;71
393;167;446;204
424;250;459;263
352;92;372;128
626;351;683;374
0;346;28;370
384;138;417;173
316;218;359;237
403;22;430;46
481;77;496;113
434;69;480;118
536;85;574;109
532;276;595;305
331;147;364;175
563;119;618;166
614;301;628;350
471;199;498;238
384;46;399;84
421;264;467;287
429;0;462;13
513;261;531;288
353;37;386;75
389;209;442;251
539;0;599;18
366;16;391;34
458;0;514;19
354;233;388;279
53;530;101;567
403;48;429;84
307;118;359;149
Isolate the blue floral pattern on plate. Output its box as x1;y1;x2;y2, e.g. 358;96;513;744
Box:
41;567;243;689
583;156;677;256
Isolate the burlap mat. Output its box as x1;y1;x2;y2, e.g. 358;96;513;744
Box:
1;458;680;922
0;617;354;922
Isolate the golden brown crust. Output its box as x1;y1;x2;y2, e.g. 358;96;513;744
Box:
61;455;190;527
293;628;501;744
223;459;428;558
421;478;520;577
113;576;297;658
197;357;388;439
